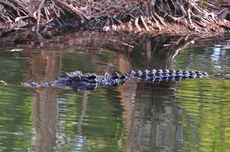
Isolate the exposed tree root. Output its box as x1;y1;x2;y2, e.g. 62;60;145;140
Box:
0;0;229;36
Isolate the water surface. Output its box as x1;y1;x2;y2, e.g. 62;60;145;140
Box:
0;43;229;152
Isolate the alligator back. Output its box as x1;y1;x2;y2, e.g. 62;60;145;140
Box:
24;69;208;90
129;69;208;81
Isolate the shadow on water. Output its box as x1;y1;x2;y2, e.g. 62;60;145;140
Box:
0;32;229;151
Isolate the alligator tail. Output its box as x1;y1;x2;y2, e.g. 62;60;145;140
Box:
128;69;208;82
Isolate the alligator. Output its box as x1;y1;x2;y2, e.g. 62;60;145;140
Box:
24;69;208;91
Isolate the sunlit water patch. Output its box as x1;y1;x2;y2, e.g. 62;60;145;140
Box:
177;79;230;152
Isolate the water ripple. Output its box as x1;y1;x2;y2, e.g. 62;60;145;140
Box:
177;79;230;151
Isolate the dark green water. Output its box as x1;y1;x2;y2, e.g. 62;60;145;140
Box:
0;44;229;152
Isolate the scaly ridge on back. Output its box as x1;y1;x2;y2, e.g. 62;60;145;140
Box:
24;69;208;90
129;69;208;82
